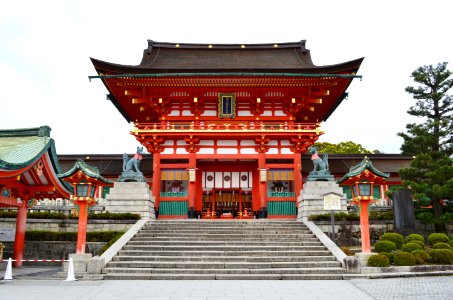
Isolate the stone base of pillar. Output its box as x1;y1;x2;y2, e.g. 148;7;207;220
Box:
297;181;347;222
258;207;267;219
188;207;197;219
355;252;375;267
63;253;92;273
105;182;155;218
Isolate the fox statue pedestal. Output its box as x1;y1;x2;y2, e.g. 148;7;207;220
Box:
105;182;155;219
297;181;347;221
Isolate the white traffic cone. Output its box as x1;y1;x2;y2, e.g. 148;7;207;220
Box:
3;258;13;280
64;258;76;281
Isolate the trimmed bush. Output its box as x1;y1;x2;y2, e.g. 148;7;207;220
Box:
25;230;124;242
429;249;453;264
380;252;395;264
394;252;416;266
367;254;390;267
401;242;423;253
340;246;353;256
428;233;449;246
98;232;124;255
405;234;425;244
380;233;405;249
374;240;397;253
412;249;429;265
433;243;453;251
410;240;426;249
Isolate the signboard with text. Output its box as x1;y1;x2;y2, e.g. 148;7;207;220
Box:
323;193;342;211
0;228;16;241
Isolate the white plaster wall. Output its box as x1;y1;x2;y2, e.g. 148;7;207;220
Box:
274;110;286;116
199;140;214;146
182;110;194;116
201;110;217;116
199;148;214;154
217;148;238;154
240;148;257;154
168;110;180;116
162;148;174;154
238;111;253;116
218;140;238;146
176;148;189;154
281;148;293;154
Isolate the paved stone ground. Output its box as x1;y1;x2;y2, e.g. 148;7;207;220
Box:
0;280;373;300
349;276;453;300
2;265;453;299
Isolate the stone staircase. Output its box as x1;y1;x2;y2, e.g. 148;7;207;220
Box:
103;220;345;280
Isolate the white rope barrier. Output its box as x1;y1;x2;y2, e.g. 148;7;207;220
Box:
1;257;76;281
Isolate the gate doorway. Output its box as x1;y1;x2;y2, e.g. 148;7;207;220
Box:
202;189;253;219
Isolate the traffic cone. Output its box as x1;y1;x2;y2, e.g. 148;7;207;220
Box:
3;258;13;280
64;258;76;281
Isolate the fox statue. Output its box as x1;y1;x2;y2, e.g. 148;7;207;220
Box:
123;146;144;173
308;146;329;176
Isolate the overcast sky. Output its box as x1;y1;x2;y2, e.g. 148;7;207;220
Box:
1;0;452;155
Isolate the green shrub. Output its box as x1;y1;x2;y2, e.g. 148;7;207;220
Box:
405;234;425;244
380;252;395;264
88;212;140;220
428;233;449;246
401;242;423;253
380;233;405;249
367;254;390;267
410;240;426;249
374;240;397;253
369;211;394;221
25;230;124;242
340;246;353;256
412;250;429;265
416;211;435;224
0;211;18;218
98;232;124;255
429;249;453;264
433;243;453;251
394;252;416;266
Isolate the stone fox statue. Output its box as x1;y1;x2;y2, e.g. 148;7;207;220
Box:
123;146;144;173
308;146;329;175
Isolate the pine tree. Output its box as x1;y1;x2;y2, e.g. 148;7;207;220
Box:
398;62;453;157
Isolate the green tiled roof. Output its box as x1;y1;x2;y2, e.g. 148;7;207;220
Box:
337;157;390;184
0;126;52;170
58;159;113;185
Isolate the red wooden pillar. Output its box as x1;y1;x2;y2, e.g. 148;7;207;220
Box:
359;200;372;253
188;153;196;218
75;200;89;254
13;200;27;267
152;152;161;209
258;153;267;218
294;153;302;198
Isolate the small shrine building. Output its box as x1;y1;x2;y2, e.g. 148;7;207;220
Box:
90;40;363;219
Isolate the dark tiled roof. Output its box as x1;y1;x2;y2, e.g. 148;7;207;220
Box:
91;40;363;73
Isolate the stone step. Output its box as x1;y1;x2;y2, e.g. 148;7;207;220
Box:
127;240;323;246
118;250;332;257
122;245;327;251
135;233;316;238
142;230;308;233
103;267;345;275
103;273;344;280
131;236;319;244
112;255;337;262
106;261;342;269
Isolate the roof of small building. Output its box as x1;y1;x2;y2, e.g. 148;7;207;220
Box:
91;40;363;74
58;159;113;185
337;157;391;184
0;126;57;171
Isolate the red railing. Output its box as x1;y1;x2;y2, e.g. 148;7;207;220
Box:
134;122;319;132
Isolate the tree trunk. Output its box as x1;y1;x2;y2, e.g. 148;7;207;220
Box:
432;199;446;232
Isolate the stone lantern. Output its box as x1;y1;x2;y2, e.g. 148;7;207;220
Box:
337;157;389;258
